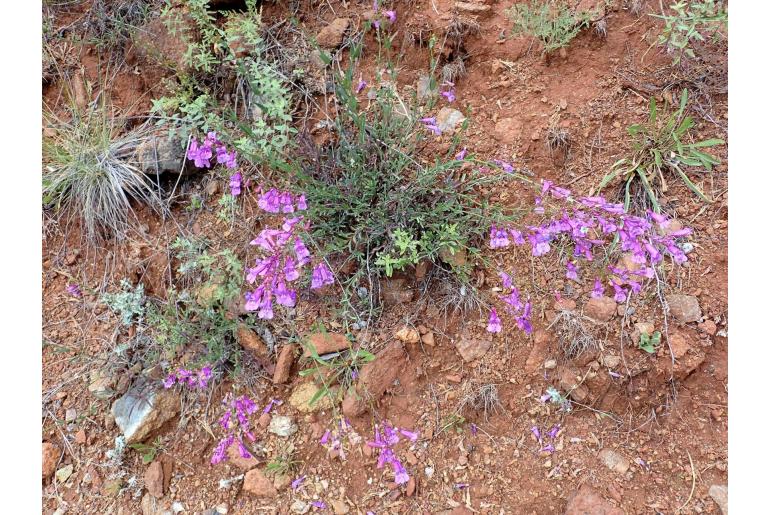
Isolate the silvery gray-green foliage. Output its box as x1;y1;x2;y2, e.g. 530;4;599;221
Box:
102;279;146;326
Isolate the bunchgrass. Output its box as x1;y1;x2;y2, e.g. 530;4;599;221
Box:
599;88;723;212
43;89;165;242
506;0;592;55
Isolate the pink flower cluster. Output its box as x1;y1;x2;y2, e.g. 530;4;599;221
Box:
245;189;333;319
66;283;82;297
489;180;693;305
487;271;532;334
163;366;212;389
531;423;560;454
187;132;237;169
372;1;396;29
211;394;262;465
320;418;362;460
367;422;419;485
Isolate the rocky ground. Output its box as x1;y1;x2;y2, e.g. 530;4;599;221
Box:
42;1;728;514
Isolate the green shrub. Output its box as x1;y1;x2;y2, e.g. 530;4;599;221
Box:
103;279;147;326
599;89;723;211
506;1;592;54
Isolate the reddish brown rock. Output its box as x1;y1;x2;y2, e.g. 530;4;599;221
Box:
558;367;589;403
554;298;577;311
237;326;269;359
273;344;296;384
226;440;259;471
42;442;60;480
342;342;407;417
667;294;702;323
316;18;350;49
243;468;277;498
406;477;417;496
564;485;624;515
144;461;165;498
699;319;718;336
455;336;492;362
304;332;351;357
525;331;552;374
585;296;617;322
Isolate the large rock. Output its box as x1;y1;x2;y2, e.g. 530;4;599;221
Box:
564;485;624;515
667;294;702;323
709;484;728;514
135;134;188;175
584;296;617;322
436;107;466;133
316;18;350;49
243;469;278;498
42;442;60;480
525;330;552;373
111;382;179;444
455;336;492;362
289;382;334;413
342;342;407;417
303;332;350;357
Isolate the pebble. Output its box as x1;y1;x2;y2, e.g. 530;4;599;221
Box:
268;415;298;437
65;408;77;423
543;359;557;370
598;448;630;475
56;464;74;483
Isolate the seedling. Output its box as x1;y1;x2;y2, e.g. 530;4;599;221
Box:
639;331;662;354
652;1;727;64
129;438;162;464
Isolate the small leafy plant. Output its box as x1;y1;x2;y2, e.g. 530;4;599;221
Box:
299;332;376;407
506;1;592;54
639;331;662;354
128;438;162;465
103;279;146;326
600;89;723;211
652;1;727;64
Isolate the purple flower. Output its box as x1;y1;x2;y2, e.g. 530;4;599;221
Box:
311;501;327;509
283;256;300;282
294;238;311;265
515;302;532;334
455;483;470;490
455;147;467;160
508;229;525;245
541;444;555;453
274;281;297;307
310;263;334;289
499;271;514;289
320;429;331;444
211;435;233;465
229;172;242;196
238;439;252;459
356;79;367;93
384;10;396;23
609;370;622;378
565;261;579;281
489;225;510;249
531;426;542;443
547;424;560;439
399;429;419;441
392;459;410;484
297;194;308;210
162;374;176;389
470;423;478;436
420;117;442;135
591;278;605;298
529;233;551;257
66;283;82;297
258;189;280;212
441;89;455;102
486;308;502;333
291;475;306;490
493;159;515;173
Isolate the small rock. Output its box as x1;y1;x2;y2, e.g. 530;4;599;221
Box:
554;298;577;311
226;440;259;470
395;327;420;344
103;479;123;496
273;473;292;491
380;278;415;305
303;332;350;357
525;330;552;373
635;322;654;336
43;442;60;480
55;464;74;483
330;499;349;514
135;134;187;175
585;296;617;322
258;412;271;428
559;368;589;403
531;130;540;141
268;415;298;437
456;1;491;13
111;382;180;444
141;492;160;515
602;355;621;369
88;373;115;399
455;336;492;362
273;344;296;384
668;332;691;359
145;461;165;498
598;448;630;475
667;294;702;323
438;247;467;267
290;500;310;514
205;181;221;196
416;74;437;101
74;429;87;445
316;18;350;49
289;382;334;413
709;484;728;514
243;469;278;498
237;326;270;359
406;477;417;496
543;359;557;370
421;332;435;346
65;408;77;423
436;107;466;133
564;485;623;515
699;320;717;336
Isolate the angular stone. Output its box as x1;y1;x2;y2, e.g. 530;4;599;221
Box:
289;382;334;413
226;440;259;471
416;74;437;101
709;484;728;514
273;344;296;384
558;367;589;403
667;294;702;323
243;469;278;498
56;464;74;483
395;327;420;344
436;107;466;133
598;448;630;475
342;342;407;417
111;383;179;444
525;330;552;373
237;326;270;359
135;135;187;175
564;485;624;515
316;18;350;49
303;332;350;357
585;296;617;322
455;337;492;362
43;442;60;480
145;461;165;498
268;415;298;437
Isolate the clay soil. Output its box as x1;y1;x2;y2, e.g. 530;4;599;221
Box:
42;1;727;514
